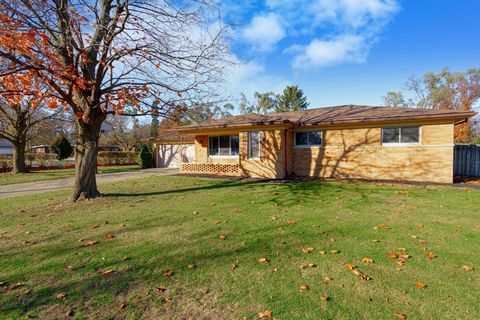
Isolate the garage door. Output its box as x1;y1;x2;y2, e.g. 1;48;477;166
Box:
157;144;195;168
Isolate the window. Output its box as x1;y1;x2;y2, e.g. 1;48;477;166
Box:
209;135;239;156
382;127;420;144
294;131;323;147
248;131;260;159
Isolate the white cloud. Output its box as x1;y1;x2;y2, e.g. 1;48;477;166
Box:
224;59;289;103
292;34;369;68
241;13;286;52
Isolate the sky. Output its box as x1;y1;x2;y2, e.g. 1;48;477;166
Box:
221;0;480;109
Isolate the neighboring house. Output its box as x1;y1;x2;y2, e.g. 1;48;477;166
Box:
0;138;13;154
169;105;476;183
31;145;50;153
151;131;195;168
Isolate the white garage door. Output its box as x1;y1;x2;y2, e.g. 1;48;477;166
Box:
157;144;195;168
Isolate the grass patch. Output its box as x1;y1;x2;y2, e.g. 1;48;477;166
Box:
0;176;479;319
0;165;140;186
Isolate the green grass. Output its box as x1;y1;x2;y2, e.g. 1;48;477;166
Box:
0;165;140;186
0;176;479;319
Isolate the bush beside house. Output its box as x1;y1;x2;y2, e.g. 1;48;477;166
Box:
137;145;153;168
50;136;73;160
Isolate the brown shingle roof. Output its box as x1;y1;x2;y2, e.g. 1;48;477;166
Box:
152;130;194;144
174;105;476;131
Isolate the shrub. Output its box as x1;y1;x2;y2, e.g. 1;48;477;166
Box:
472;137;480;145
97;151;137;165
50;136;73;160
137;145;153;168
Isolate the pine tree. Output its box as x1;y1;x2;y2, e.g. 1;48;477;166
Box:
150;113;159;138
275;85;309;112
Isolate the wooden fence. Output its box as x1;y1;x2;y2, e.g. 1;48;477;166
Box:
454;144;480;177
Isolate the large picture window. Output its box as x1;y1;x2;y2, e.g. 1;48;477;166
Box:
209;135;239;156
382;127;420;144
248;131;260;159
294;131;322;147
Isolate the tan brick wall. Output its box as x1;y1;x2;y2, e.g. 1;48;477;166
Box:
292;124;455;183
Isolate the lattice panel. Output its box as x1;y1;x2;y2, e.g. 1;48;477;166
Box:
180;163;240;176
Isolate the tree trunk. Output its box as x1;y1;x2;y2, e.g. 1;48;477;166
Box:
70;119;104;202
11;140;27;174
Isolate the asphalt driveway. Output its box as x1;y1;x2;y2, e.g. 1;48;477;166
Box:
0;168;178;199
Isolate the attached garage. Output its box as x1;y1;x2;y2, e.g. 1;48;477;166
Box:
151;132;195;168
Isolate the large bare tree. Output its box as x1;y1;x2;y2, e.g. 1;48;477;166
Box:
0;0;230;201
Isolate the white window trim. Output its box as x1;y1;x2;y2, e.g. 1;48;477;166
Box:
293;130;323;148
208;135;240;158
248;131;261;159
381;126;422;147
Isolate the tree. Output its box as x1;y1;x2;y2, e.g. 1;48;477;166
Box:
137;145;153;168
385;68;480;143
101;116;151;151
0;83;58;173
276;85;309;112
50;135;73;160
150;113;159;138
0;0;229;201
382;92;408;108
238;92;278;114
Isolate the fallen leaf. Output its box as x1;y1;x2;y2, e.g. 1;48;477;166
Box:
371;239;381;243
302;247;314;254
320;295;330;301
362;258;374;264
307;262;317;268
163;270;174;277
219;235;226;240
299;284;309;292
121;256;130;261
387;253;397;259
345;263;357;270
419;239;428;243
287;220;297;225
394;313;407;319
396;260;406;266
330;249;339;254
318;250;326;255
56;293;66;300
188;263;196;269
232;262;238;269
258;310;272;318
212;220;221;225
82;240;97;247
103;234;114;239
102;269;114;275
426;252;437;259
415;281;427;288
258;258;269;265
90;225;99;229
410;234;418;239
155;287;166;293
462;265;474;271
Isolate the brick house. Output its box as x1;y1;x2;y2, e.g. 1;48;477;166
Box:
165;105;476;183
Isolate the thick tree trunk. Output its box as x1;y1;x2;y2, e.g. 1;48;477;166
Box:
11;141;27;174
70;119;104;202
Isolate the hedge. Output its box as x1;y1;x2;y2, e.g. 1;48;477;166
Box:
97;151;137;166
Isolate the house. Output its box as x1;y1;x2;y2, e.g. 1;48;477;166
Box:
0;138;14;154
167;105;476;184
30;145;50;154
151;130;195;168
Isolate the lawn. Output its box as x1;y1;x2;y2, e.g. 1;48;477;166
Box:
0;176;479;319
0;165;140;186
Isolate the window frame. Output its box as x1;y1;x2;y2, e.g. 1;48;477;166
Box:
293;130;323;148
248;131;261;159
208;135;240;158
381;126;421;146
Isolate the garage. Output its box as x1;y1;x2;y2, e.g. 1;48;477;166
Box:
152;132;195;168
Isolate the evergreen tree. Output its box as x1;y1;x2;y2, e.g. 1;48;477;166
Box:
275;85;309;112
150;113;159;138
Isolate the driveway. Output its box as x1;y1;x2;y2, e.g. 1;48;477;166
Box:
0;168;178;199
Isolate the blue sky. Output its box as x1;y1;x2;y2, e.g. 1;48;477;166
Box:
222;0;480;108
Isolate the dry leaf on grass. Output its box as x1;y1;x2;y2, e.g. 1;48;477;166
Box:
344;263;357;270
394;313;407;319
163;270;174;277
287;220;297;225
258;310;272;318
415;281;427;288
426;252;437;259
103;234;114;239
362;258;374;264
462;265;474;271
320;295;330;301
318;250;326;255
330;249;339;254
155;287;166;293
387;253;397;259
82;240;97;247
302;247;314;254
101;269;114;276
258;258;269;265
188;263;196;269
219;235;226;240
56;293;66;300
299;284;309;292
